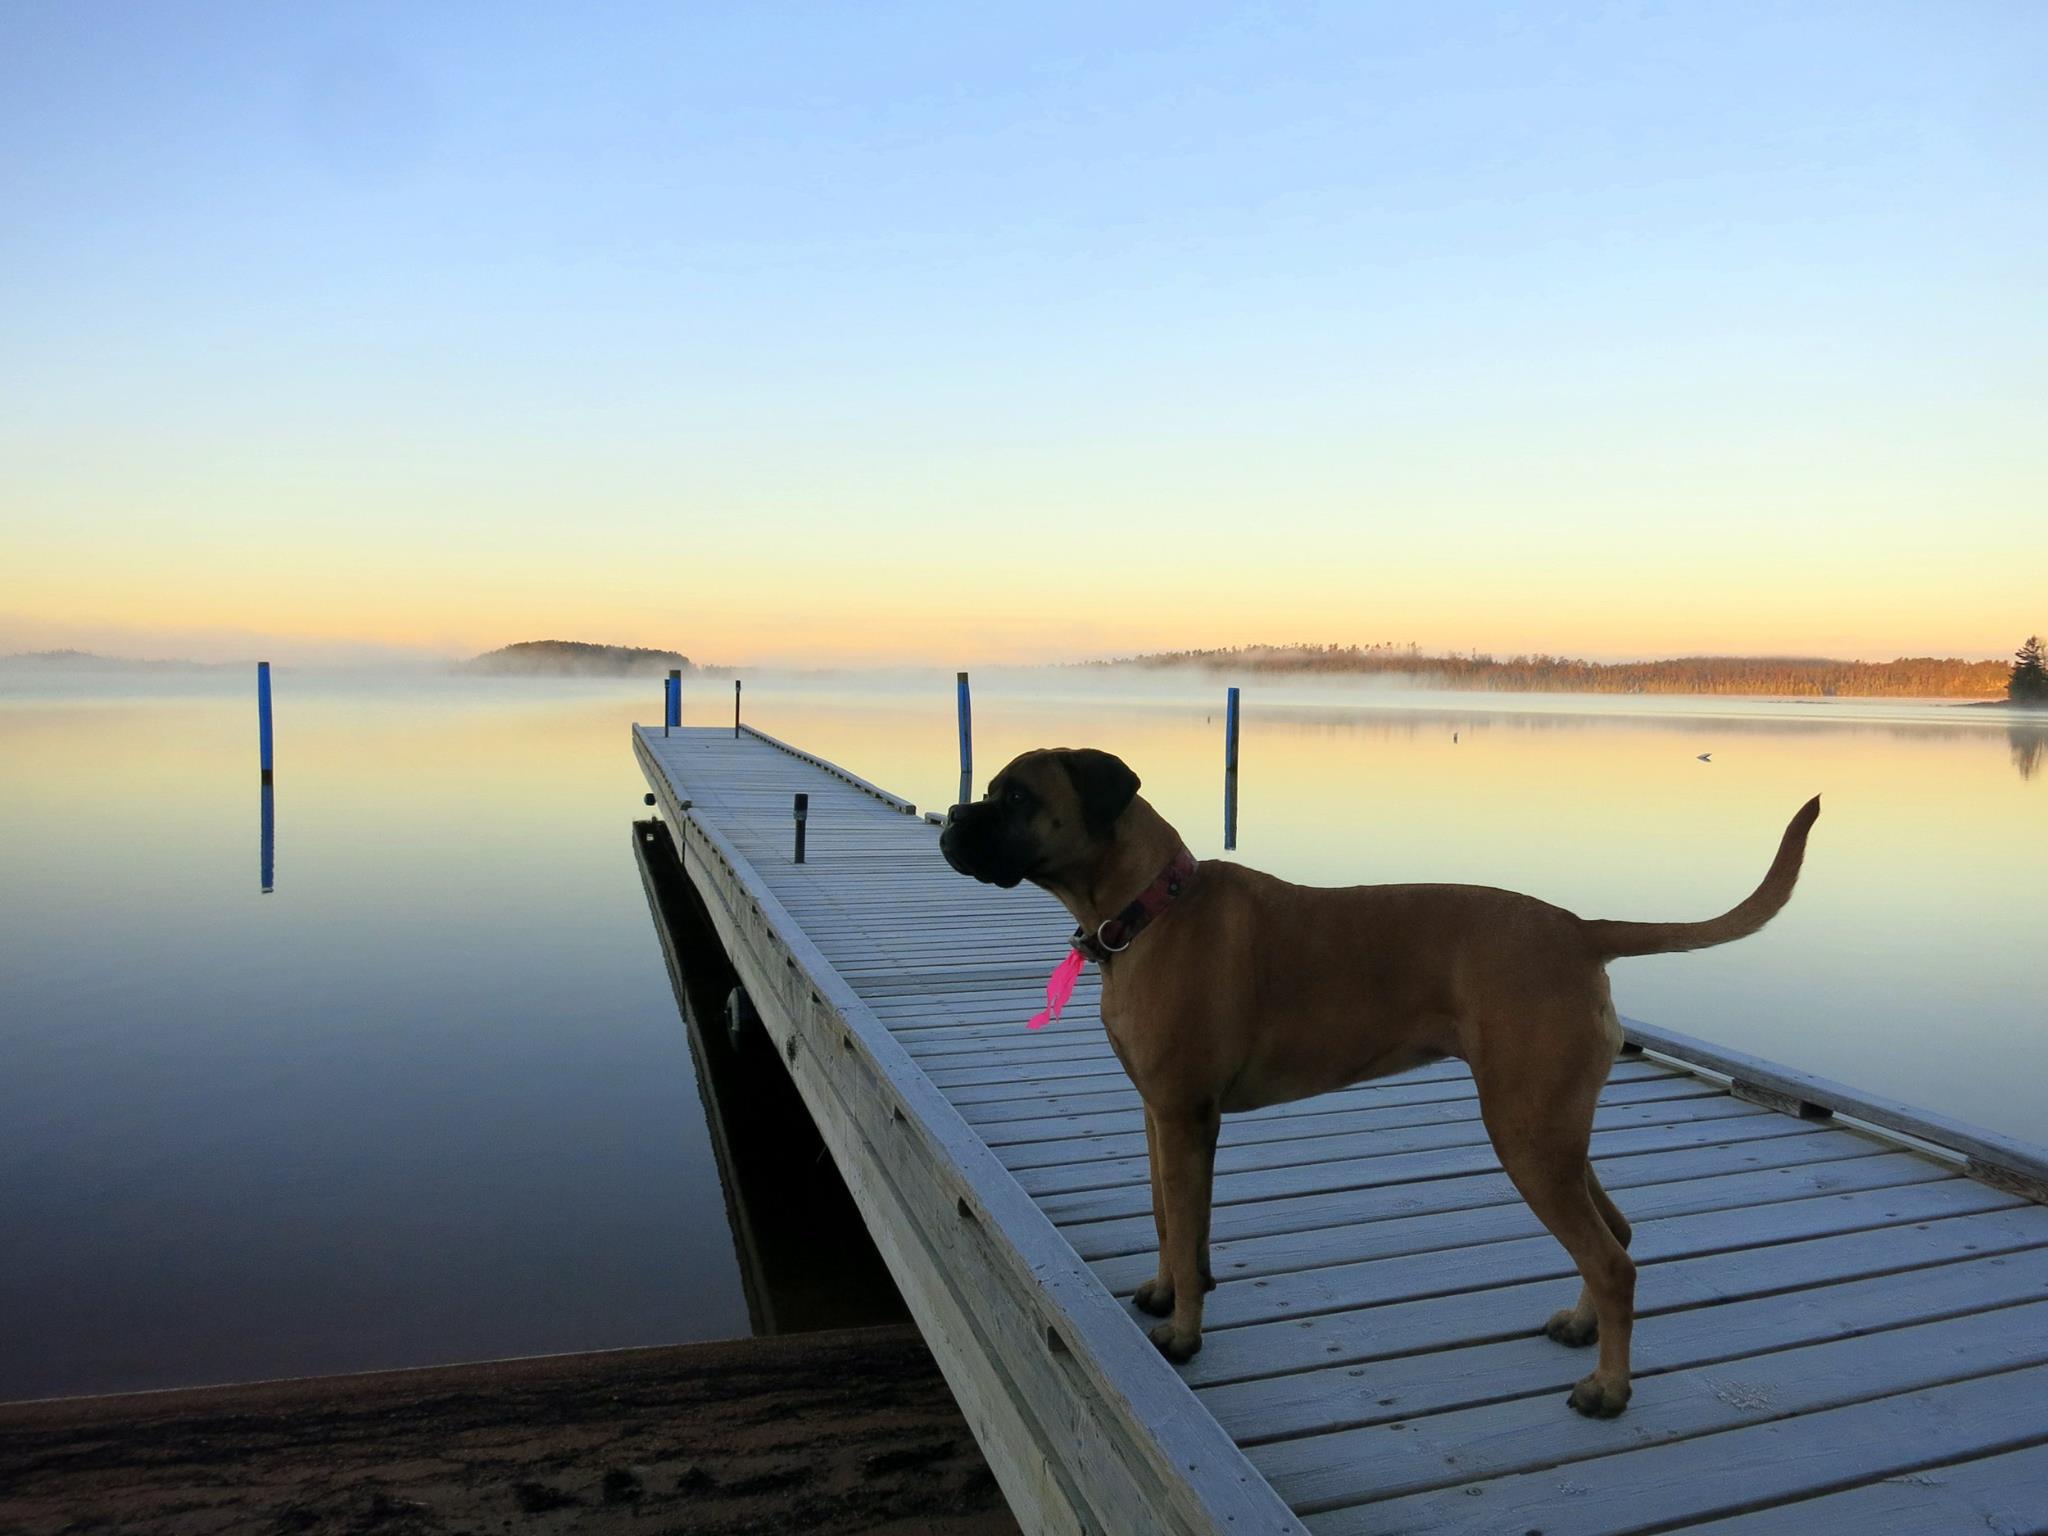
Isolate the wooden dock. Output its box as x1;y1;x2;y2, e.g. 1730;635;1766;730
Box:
634;723;2048;1536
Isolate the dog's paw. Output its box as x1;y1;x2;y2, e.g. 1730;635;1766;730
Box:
1566;1372;1630;1418
1133;1278;1175;1317
1544;1307;1598;1347
1149;1322;1202;1364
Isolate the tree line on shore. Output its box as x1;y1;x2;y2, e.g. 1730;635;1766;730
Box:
2011;637;2047;704
1092;641;2031;699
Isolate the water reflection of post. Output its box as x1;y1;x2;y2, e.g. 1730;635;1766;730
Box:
631;818;905;1335
1223;685;1240;851
260;782;275;894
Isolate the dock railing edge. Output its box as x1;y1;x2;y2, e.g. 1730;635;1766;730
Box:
736;721;921;815
1621;1016;2048;1202
632;726;1306;1536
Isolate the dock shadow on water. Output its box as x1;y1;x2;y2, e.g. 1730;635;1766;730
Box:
632;818;907;1335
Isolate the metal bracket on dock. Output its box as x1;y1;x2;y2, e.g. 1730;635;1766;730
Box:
1731;1080;1834;1120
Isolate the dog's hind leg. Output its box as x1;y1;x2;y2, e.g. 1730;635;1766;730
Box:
1509;1151;1636;1416
1587;1162;1633;1247
1543;1162;1634;1348
1476;1045;1635;1417
1547;987;1635;1349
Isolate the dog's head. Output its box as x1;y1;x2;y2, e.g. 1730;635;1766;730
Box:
938;748;1141;888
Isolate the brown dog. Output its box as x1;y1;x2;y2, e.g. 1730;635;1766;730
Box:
939;748;1818;1418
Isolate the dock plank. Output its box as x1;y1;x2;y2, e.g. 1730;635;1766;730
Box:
1201;1246;2048;1445
1059;1129;1899;1260
1094;1152;1952;1295
1190;1179;2023;1331
1311;1361;2048;1536
1179;1205;2048;1388
1676;1440;2048;1535
1261;1299;2048;1512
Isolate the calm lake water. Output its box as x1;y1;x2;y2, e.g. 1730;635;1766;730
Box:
2;668;2041;1401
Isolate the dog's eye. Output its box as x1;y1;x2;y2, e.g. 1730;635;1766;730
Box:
1007;787;1027;807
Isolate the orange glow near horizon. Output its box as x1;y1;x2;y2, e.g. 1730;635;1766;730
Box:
3;528;2038;669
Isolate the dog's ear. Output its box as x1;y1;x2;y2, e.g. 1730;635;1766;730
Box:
1060;749;1140;836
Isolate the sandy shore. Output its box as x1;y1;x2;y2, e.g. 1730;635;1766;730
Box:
0;1325;1020;1535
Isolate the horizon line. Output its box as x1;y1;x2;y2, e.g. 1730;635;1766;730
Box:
5;636;2036;673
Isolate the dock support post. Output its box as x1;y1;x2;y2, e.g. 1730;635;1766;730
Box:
793;792;808;863
666;669;681;733
257;661;274;785
735;679;742;738
1223;685;1239;850
956;671;973;807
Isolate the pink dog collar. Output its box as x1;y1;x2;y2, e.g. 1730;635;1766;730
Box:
1026;847;1198;1030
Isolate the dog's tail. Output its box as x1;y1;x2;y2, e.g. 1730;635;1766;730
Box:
1580;796;1821;960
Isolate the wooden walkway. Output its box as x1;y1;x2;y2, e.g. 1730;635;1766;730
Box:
635;723;2048;1536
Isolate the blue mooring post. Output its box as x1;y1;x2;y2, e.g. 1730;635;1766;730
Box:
257;661;274;785
257;661;275;894
665;670;681;734
956;670;973;808
734;679;742;737
1223;685;1240;851
793;792;808;863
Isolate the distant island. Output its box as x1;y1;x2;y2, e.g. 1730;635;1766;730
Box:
466;640;694;678
1086;643;2011;699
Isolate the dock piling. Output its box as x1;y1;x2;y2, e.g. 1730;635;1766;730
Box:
1223;685;1240;850
956;671;973;808
735;679;742;738
666;669;682;734
793;792;808;863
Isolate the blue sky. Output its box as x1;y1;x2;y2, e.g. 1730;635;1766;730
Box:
3;2;2043;663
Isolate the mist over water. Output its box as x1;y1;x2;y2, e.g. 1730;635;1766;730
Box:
1;667;2041;1400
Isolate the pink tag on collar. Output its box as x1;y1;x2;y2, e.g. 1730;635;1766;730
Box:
1028;947;1087;1030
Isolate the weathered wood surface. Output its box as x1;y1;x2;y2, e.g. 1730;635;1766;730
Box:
635;725;2048;1536
1622;1015;2048;1195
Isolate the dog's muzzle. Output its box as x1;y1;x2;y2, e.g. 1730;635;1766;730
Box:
938;803;1025;887
938;805;975;877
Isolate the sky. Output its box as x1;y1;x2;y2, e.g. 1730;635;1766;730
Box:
2;2;2043;666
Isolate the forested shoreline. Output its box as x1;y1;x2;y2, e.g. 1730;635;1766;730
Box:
1088;643;2008;698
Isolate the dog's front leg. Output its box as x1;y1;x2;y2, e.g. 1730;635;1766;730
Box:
1134;1105;1174;1317
1146;1105;1220;1363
